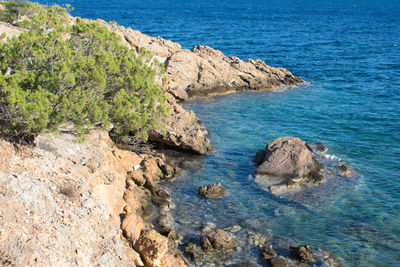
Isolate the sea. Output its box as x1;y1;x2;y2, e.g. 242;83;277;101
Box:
36;0;400;266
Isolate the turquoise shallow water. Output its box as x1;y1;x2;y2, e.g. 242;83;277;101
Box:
36;0;400;265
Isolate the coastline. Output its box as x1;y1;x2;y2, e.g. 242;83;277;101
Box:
0;4;317;267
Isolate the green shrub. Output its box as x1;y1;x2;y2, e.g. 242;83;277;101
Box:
0;1;168;142
0;0;29;25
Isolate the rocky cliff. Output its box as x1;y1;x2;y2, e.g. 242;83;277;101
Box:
0;131;186;266
106;20;304;101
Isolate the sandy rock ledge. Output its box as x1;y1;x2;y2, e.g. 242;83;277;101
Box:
0;131;185;266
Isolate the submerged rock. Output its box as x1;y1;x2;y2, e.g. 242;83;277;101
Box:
338;162;352;178
200;236;213;251
290;245;315;264
260;242;277;261
254;137;324;195
198;182;228;198
200;222;217;234
207;229;237;249
312;142;328;153
314;247;345;267
182;242;203;261
237;262;259;267
268;256;291;267
157;213;175;235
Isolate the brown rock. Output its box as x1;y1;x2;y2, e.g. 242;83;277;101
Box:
148;93;213;154
268;256;290;267
290;245;314;264
121;207;145;244
152;188;174;212
0;131;149;266
260;242;277;261
134;229;186;267
123;185;152;217
256;137;321;179
253;150;266;165
127;170;147;187
142;157;164;183
131;250;145;267
134;229;169;266
165;45;303;100
157;213;174;235
254;137;324;194
237;262;258;267
207;229;236;249
339;162;353;178
182;242;203;261
120;27;181;59
159;163;175;179
200;237;213;251
198;183;228;198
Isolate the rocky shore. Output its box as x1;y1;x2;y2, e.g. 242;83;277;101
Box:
0;6;314;267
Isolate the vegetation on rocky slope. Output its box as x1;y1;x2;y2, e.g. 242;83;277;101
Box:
0;1;168;142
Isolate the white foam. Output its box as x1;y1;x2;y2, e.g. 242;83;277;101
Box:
324;154;340;161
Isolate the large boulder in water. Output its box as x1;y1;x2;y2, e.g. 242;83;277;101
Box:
254;137;324;194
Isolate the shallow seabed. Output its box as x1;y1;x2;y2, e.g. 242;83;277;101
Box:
164;86;400;266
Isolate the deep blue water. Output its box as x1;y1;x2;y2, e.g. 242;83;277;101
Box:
36;0;400;265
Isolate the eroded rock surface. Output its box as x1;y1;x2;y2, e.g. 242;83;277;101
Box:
198;182;228;198
134;229;186;267
254;137;324;194
0;132;142;266
165;45;304;100
148;93;213;154
290;245;315;264
0;131;185;267
207;229;237;249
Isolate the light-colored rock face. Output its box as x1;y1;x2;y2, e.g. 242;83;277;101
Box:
122;28;181;60
83;18;181;62
0;133;141;266
254;137;323;194
148;93;213;154
165;45;304;100
0;131;184;266
0;21;23;40
134;229;186;267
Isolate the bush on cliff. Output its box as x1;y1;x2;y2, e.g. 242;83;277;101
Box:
0;1;168;142
0;0;29;25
